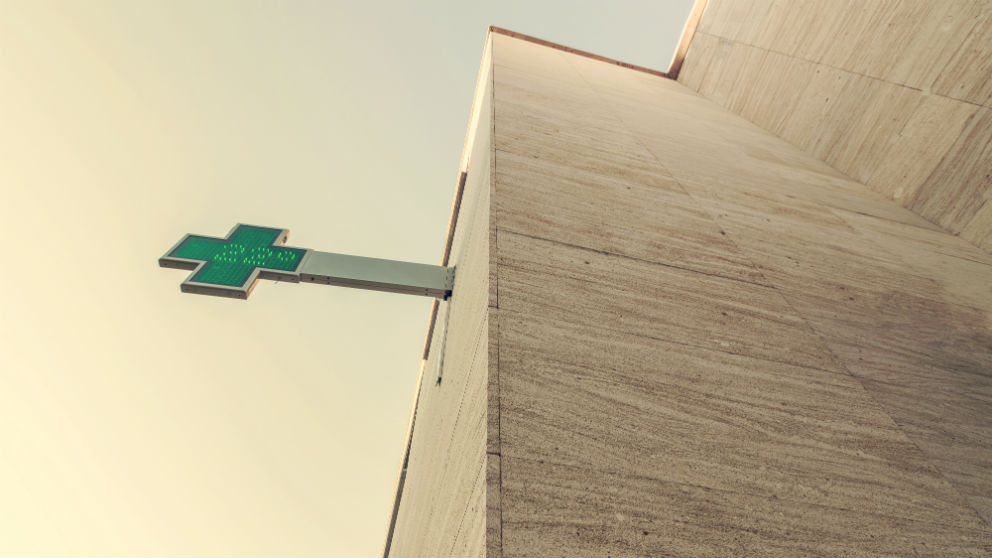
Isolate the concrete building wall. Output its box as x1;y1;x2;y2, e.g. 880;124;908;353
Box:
489;32;991;556
677;0;992;252
388;27;992;557
385;41;493;558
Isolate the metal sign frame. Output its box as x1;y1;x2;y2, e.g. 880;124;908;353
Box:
158;223;311;299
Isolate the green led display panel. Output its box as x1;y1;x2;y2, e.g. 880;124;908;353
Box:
160;224;308;299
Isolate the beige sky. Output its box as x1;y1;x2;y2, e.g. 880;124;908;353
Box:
0;1;693;555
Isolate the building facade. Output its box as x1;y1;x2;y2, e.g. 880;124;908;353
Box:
385;13;992;557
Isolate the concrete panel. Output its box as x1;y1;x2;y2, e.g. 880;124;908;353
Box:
498;311;980;526
386;46;493;558
388;186;489;555
907;106;992;233
497;230;842;371
930;5;992;106
491;30;992;555
865;93;978;201
499;456;990;558
492;150;763;284
496;313;989;556
678;0;992;252
962;199;992;252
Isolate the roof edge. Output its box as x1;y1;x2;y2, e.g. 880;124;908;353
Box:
667;0;709;79
489;25;669;79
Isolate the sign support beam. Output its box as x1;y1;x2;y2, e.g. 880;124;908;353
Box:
300;251;454;299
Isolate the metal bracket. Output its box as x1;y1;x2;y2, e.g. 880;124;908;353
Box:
300;250;454;299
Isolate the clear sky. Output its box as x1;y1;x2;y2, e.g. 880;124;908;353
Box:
0;1;694;555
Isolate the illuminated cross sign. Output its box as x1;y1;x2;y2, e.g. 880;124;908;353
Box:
159;224;307;299
160;223;454;300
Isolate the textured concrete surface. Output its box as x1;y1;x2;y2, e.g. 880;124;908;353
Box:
385;43;493;558
388;28;992;557
678;0;992;252
490;32;991;556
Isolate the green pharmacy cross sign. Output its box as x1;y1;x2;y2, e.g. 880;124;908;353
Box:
160;224;454;300
159;224;307;299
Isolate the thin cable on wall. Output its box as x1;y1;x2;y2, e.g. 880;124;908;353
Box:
434;298;453;386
